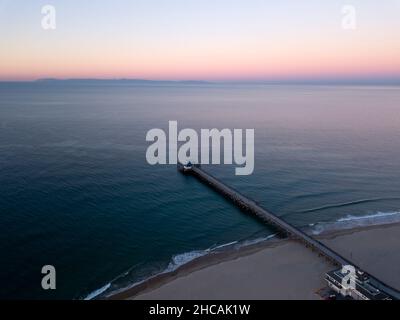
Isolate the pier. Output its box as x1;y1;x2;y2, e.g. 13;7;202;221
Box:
179;163;400;300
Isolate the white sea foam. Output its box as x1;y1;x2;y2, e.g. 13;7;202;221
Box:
212;241;239;250
240;234;277;246
167;250;208;271
84;283;111;300
310;210;400;235
337;211;400;222
166;235;277;272
84;210;400;299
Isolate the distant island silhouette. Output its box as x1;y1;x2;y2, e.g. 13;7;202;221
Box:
35;78;212;85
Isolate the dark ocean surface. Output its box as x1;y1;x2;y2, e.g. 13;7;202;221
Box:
1;82;400;299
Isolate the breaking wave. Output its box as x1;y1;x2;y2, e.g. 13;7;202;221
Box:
309;210;400;235
298;197;400;214
83;210;400;300
166;236;276;272
84;234;277;300
84;283;111;300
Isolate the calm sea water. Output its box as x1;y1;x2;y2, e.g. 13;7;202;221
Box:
1;83;400;299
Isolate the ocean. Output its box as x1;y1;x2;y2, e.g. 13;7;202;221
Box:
1;82;400;299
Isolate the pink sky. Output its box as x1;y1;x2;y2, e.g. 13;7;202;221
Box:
1;0;400;81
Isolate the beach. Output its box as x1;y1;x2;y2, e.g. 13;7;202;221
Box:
109;223;400;300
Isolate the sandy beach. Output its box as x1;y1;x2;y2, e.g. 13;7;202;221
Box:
109;223;400;300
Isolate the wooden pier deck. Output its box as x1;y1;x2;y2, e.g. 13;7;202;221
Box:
179;163;400;300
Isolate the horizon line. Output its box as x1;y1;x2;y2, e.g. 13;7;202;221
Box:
1;77;400;85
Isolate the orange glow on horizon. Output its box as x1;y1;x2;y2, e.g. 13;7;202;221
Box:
1;2;400;82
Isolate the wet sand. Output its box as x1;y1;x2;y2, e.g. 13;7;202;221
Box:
109;223;400;300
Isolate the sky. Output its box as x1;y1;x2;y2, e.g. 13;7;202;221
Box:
0;0;400;82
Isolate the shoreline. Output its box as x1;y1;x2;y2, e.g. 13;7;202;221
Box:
106;222;400;300
106;238;285;300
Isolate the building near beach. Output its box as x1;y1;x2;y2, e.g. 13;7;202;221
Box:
325;268;392;300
